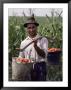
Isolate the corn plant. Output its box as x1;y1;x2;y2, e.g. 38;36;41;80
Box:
9;12;62;81
9;14;62;57
9;16;26;60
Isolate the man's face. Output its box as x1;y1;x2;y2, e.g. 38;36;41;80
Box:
27;24;37;37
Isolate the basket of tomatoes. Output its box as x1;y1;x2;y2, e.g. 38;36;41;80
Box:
47;48;62;64
12;57;33;81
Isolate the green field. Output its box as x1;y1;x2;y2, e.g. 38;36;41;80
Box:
9;16;62;81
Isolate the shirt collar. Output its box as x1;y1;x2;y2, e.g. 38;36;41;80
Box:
26;34;41;40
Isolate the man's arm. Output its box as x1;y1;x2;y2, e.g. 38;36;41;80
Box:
33;40;45;58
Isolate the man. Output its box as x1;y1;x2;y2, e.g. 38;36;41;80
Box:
17;16;48;81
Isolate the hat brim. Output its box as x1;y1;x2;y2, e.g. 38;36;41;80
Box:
24;23;39;27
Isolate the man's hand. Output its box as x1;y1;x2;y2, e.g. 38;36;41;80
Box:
33;39;45;58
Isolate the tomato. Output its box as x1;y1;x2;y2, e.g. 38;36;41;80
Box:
16;58;32;63
48;48;61;52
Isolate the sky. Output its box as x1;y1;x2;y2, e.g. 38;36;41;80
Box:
8;8;63;17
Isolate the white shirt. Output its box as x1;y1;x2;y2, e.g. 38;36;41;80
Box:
19;34;48;62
